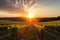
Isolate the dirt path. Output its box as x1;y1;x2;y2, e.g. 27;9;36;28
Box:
17;23;42;40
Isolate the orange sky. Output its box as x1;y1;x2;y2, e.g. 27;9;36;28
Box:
0;0;60;18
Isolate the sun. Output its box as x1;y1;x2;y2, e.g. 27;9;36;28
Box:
27;13;34;18
26;13;35;22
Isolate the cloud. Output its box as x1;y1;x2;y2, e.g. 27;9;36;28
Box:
0;0;60;17
0;11;23;17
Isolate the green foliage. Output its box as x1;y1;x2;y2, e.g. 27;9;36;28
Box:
0;24;18;40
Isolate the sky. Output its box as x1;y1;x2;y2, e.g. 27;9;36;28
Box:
0;0;60;17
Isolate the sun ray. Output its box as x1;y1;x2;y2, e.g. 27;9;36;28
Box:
6;0;40;18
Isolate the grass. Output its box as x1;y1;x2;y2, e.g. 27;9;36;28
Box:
39;20;60;26
34;20;60;40
0;20;27;25
40;20;60;40
0;20;60;40
0;20;28;40
23;26;37;40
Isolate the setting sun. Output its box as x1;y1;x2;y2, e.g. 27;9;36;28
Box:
27;13;34;18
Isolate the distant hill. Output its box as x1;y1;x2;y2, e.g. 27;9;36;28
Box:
36;17;60;22
0;16;60;22
0;17;27;22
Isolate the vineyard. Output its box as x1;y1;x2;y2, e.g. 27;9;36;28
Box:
40;25;60;40
0;24;18;40
0;20;28;40
40;20;60;40
0;20;60;40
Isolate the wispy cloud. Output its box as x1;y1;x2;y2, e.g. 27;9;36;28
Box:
0;0;60;17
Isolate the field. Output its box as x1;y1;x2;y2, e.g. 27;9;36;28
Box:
0;20;60;40
40;20;60;40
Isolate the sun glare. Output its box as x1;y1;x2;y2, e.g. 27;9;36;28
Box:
27;13;34;18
